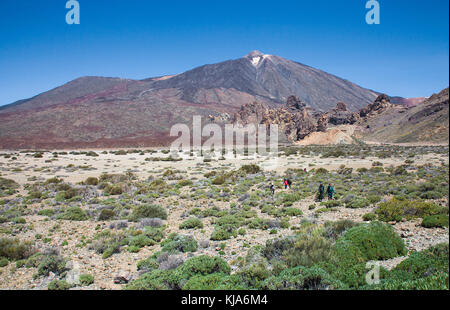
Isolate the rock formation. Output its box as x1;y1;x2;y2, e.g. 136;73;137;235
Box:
359;94;393;119
232;96;319;142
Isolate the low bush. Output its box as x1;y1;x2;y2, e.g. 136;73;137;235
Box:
283;235;332;268
0;238;34;261
84;177;99;186
48;280;72;290
262;266;345;290
104;184;123;195
137;257;159;272
37;209;55;217
161;234;198;253
283;208;303;216
57;207;88;221
334;221;406;263
210;227;237;241
239;164;261;175
376;198;446;222
179;218;203;230
79;274;94;286
129;204;167;221
91;232;125;259
370;243;449;290
421;215;449;228
323;220;358;241
363;213;377;221
36;253;68;277
0;257;8;267
98;209;116;221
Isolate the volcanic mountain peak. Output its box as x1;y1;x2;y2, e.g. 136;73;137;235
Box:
245;50;272;67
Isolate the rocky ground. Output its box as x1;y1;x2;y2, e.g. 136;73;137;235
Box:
0;145;448;290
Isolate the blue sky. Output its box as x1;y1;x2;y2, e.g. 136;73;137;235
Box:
0;0;448;106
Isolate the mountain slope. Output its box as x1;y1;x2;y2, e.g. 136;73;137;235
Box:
356;88;449;143
148;51;378;111
0;51;386;149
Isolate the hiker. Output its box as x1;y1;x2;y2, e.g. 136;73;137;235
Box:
287;178;292;189
327;183;335;200
270;183;275;196
283;178;288;190
318;183;325;201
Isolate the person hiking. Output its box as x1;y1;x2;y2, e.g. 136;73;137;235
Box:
327;184;335;200
283;178;288;190
318;183;325;202
287;178;292;189
270;183;275;196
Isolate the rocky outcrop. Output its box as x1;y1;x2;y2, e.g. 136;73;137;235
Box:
233;96;319;142
310;101;361;128
232;102;268;125
407;88;449;123
359;94;393;118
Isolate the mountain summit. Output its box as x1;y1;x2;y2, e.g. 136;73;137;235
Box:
145;51;378;112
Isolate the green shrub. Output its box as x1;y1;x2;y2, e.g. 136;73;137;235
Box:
130;204;167;221
262;266;345;290
98;209;116;221
177;180;193;188
346;198;370;209
376;198;445;222
36;254;67;277
284;235;332;268
367;194;382;205
248;218;269;230
84;177;99;186
178;255;230;279
179;218;203;230
335;221;407;263
421;215;449;228
210;227;236;241
237;260;271;288
137;257;159;272
323;220;358;241
124;269;174;290
128;234;155;248
284;208;303;216
45;177;63;185
0;177;20;196
262;237;295;261
212;176;226;185
363;213;377;221
37;209;54;217
91;232;124;259
104;184;123;195
321;200;342;208
371;243;449;290
183;273;229;290
239;164;261;174
0;238;34;261
0;257;8;267
161;234;198;253
48;280;72;290
128;255;231;290
79;274;94;286
57;207;88;221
